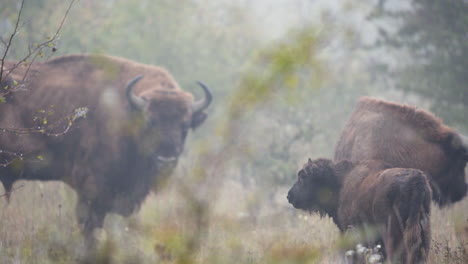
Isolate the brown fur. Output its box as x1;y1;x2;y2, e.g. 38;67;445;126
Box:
334;97;467;205
0;54;211;237
287;158;432;264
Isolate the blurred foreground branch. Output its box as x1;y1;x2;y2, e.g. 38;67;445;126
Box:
0;0;77;168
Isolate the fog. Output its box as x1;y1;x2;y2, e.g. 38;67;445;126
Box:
0;0;467;263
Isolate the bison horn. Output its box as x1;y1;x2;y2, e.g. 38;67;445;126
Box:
192;81;212;114
126;75;145;110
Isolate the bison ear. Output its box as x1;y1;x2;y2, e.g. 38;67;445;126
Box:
191;111;207;130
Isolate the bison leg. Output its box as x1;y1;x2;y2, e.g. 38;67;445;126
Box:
402;184;431;264
382;208;404;263
385;171;432;264
76;198;107;240
75;197;110;262
0;171;15;202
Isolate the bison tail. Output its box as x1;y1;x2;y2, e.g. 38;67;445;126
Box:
402;174;432;264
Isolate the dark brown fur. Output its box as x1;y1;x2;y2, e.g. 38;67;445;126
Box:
0;54;211;237
334;97;467;205
287;158;432;264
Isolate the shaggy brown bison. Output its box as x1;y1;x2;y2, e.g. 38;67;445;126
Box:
287;158;432;264
0;54;212;237
335;97;468;206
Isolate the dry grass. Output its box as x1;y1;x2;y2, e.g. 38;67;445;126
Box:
0;171;466;263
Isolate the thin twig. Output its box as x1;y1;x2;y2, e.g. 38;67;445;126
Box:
0;107;88;137
20;0;76;82
0;0;25;83
0;107;88;167
0;150;23;167
1;0;76;84
0;0;78;169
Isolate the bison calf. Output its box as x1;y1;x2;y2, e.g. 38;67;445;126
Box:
287;158;432;264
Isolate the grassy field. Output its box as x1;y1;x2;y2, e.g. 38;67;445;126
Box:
0;168;466;263
1;0;466;263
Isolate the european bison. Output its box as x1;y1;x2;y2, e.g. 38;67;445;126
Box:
287;158;432;264
0;54;212;237
335;97;468;206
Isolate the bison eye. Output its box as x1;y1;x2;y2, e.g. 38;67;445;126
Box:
305;165;316;175
298;170;306;182
182;122;190;132
181;122;190;138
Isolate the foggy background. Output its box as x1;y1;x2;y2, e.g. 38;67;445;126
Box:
0;0;467;263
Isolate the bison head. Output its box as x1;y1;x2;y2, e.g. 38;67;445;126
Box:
125;75;212;169
287;158;349;217
435;133;468;205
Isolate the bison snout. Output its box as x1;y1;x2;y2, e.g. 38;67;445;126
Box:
287;191;294;204
156;156;177;163
156;156;178;170
452;182;468;203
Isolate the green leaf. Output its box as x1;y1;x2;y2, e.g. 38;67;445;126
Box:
37;155;44;161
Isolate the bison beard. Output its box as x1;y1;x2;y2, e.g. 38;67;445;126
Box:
0;54;212;239
287;158;432;264
334;97;468;206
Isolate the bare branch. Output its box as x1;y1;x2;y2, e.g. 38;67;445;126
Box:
0;0;78;168
0;0;25;83
0;107;88;137
1;0;76;84
0;107;88;167
0;150;24;168
0;81;23;98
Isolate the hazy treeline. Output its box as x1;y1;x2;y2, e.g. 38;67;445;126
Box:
0;0;467;263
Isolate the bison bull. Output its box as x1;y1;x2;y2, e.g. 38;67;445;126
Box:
335;97;468;206
0;54;212;237
287;158;432;264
